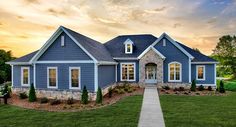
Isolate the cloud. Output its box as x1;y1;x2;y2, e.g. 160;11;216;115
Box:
173;23;182;28
46;8;68;17
207;17;217;24
17;16;24;20
23;0;40;4
0;45;11;48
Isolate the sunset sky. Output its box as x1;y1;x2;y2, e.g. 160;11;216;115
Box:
0;0;236;57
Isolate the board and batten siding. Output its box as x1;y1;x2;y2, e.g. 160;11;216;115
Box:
98;65;116;89
38;32;92;61
12;65;34;88
154;37;190;83
191;64;215;85
35;63;95;91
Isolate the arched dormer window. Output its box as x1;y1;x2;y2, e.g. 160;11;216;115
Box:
168;62;182;82
124;39;133;54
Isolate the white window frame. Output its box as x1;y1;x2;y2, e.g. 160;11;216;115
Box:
168;62;182;82
61;35;65;46
196;65;205;80
120;62;136;81
47;67;58;89
69;67;81;90
125;43;133;54
21;67;30;86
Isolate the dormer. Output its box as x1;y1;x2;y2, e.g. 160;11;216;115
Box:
124;39;134;54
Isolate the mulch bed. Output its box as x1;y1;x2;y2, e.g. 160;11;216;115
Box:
6;86;144;112
158;89;229;96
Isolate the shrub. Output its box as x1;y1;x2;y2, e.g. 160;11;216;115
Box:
162;86;170;90
127;88;133;93
19;92;28;99
208;86;212;91
2;84;10;98
179;87;185;91
50;98;61;105
198;85;204;91
108;87;112;98
81;86;88;104
96;87;103;104
40;97;48;104
118;89;125;94
67;97;74;105
191;79;196;91
219;80;225;93
29;83;37;102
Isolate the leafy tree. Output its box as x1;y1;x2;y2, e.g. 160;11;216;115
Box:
219;80;225;93
192;48;201;53
96;87;103;104
81;86;88;104
213;35;236;78
191;79;196;91
29;83;37;102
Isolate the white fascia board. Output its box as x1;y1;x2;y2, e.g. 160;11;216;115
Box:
123;38;134;45
191;62;219;64
35;60;94;64
113;57;138;60
98;61;118;65
151;33;194;59
137;46;166;59
6;62;32;65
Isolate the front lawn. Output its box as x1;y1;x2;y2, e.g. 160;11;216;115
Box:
217;79;236;91
160;92;236;127
0;95;142;127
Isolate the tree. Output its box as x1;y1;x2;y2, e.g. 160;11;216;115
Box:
192;48;201;53
191;79;196;91
213;35;236;78
81;86;88;104
219;80;225;93
29;83;37;102
96;87;103;104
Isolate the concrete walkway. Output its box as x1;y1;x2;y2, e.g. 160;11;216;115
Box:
138;85;165;127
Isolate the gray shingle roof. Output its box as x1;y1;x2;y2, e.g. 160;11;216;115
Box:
8;50;38;63
104;34;157;58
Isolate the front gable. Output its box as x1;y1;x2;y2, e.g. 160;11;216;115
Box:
38;32;92;61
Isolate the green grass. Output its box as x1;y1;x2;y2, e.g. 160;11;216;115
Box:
217;79;236;91
0;95;143;127
160;93;236;127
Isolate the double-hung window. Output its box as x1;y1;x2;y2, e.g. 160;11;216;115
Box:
47;67;58;88
21;67;30;86
121;63;135;81
69;67;81;89
196;65;205;80
168;62;182;82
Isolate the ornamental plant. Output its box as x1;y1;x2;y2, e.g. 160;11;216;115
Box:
191;79;196;91
219;80;225;93
96;87;103;104
29;83;37;102
81;86;88;104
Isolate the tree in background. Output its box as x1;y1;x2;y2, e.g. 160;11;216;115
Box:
192;48;201;53
0;49;15;84
213;35;236;78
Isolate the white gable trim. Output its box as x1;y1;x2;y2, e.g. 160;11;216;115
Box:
30;26;98;64
191;62;219;64
123;38;134;45
138;46;165;59
151;33;194;59
113;57;138;60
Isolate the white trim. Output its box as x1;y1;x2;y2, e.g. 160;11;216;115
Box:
94;63;98;92
69;67;81;90
47;67;58;89
33;64;36;88
123;38;134;45
61;35;65;46
35;60;94;64
11;65;14;87
196;84;216;86
189;58;191;83
120;62;136;82
113;57;138;60
21;67;30;86
115;64;117;82
168;62;182;82
214;64;216;85
191;62;219;64
196;65;205;80
125;43;133;54
151;33;194;59
137;46;166;59
6;62;31;65
98;61;118;65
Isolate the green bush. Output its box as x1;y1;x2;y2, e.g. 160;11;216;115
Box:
29;83;37;102
198;85;204;91
19;92;28;99
191;79;196;91
127;88;133;93
108;87;112;98
118;89;125;94
207;86;212;91
40;97;48;104
50;98;61;105
96;87;103;104
2;84;10;98
67;97;74;105
162;86;170;90
219;80;225;93
81;86;88;104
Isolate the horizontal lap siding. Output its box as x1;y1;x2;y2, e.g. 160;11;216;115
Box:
98;65;116;89
35;63;95;91
191;64;215;85
154;37;190;83
117;60;139;82
12;65;34;88
38;32;91;61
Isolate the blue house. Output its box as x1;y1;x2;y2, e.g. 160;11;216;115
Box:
7;26;218;100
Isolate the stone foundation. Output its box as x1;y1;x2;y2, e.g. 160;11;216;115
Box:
157;83;191;89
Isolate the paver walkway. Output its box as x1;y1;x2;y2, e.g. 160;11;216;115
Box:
138;85;165;127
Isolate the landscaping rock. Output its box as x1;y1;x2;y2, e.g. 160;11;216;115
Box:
175;91;180;95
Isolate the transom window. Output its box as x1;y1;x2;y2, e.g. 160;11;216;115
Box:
121;63;135;81
69;67;81;89
47;67;58;88
21;67;30;86
196;65;205;80
168;62;182;82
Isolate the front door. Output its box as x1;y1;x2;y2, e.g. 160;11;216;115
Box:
145;63;157;83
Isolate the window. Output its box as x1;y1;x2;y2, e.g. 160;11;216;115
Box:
47;67;58;88
21;67;30;86
125;43;133;54
196;65;205;80
61;35;65;46
163;39;166;46
168;62;182;82
121;63;135;81
69;67;81;89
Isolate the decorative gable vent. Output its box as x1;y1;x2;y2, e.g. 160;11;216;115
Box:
124;39;134;54
163;39;166;46
61;35;65;47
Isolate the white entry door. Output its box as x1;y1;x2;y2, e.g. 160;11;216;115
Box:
145;64;157;83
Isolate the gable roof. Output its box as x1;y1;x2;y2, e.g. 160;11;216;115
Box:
104;34;157;58
7;50;38;64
